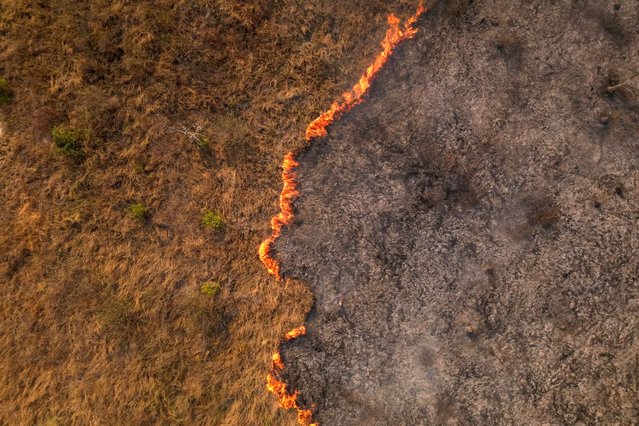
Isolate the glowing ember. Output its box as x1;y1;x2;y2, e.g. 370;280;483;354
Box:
262;2;427;424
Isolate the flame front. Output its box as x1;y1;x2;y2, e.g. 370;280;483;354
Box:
267;327;315;426
259;152;300;279
260;1;426;282
304;2;425;142
262;2;427;424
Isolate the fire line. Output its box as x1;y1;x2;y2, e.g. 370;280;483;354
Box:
261;2;427;424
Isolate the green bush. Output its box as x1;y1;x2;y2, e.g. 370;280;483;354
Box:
195;135;210;149
0;78;12;106
200;281;221;297
202;209;224;230
51;125;85;159
127;203;148;221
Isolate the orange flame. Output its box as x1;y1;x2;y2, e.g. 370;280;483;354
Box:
266;370;300;410
267;328;316;425
259;152;300;279
266;371;316;425
272;352;285;370
305;2;426;141
259;1;426;281
262;2;427;425
285;325;307;341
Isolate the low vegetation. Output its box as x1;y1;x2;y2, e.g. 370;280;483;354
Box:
127;203;148;221
202;209;224;230
51;125;85;159
0;77;11;105
98;295;139;336
200;280;221;297
170;124;210;150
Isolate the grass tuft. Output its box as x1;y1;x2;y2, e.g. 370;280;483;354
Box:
51;125;85;159
127;203;148;221
98;296;138;335
196;135;210;149
0;77;12;106
200;281;221;297
202;209;224;230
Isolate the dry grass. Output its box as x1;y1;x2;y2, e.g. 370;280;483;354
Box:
0;0;414;424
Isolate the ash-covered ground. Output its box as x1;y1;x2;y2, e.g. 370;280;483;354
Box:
274;1;639;424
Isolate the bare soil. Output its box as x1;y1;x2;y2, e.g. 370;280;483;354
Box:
276;0;639;424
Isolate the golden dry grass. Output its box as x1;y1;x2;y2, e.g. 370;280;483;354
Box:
0;1;415;424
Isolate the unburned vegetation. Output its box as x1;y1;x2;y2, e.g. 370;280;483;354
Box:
0;0;416;424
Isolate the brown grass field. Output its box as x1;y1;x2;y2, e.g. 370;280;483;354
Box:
0;0;425;424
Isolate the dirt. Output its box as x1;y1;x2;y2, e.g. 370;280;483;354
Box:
274;1;639;424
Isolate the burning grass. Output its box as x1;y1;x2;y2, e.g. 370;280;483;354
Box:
259;2;427;423
267;330;317;426
259;1;427;280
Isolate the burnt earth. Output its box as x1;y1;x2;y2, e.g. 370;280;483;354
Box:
274;1;639;425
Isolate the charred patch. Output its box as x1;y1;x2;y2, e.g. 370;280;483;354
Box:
600;70;638;109
410;169;481;212
5;248;31;278
494;33;523;69
444;0;474;18
595;9;626;44
500;195;561;240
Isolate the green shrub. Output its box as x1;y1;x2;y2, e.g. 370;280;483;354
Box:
200;281;221;297
0;78;12;106
195;135;210;149
51;125;85;159
202;209;224;230
127;203;148;221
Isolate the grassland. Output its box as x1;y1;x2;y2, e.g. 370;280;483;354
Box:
0;0;415;424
